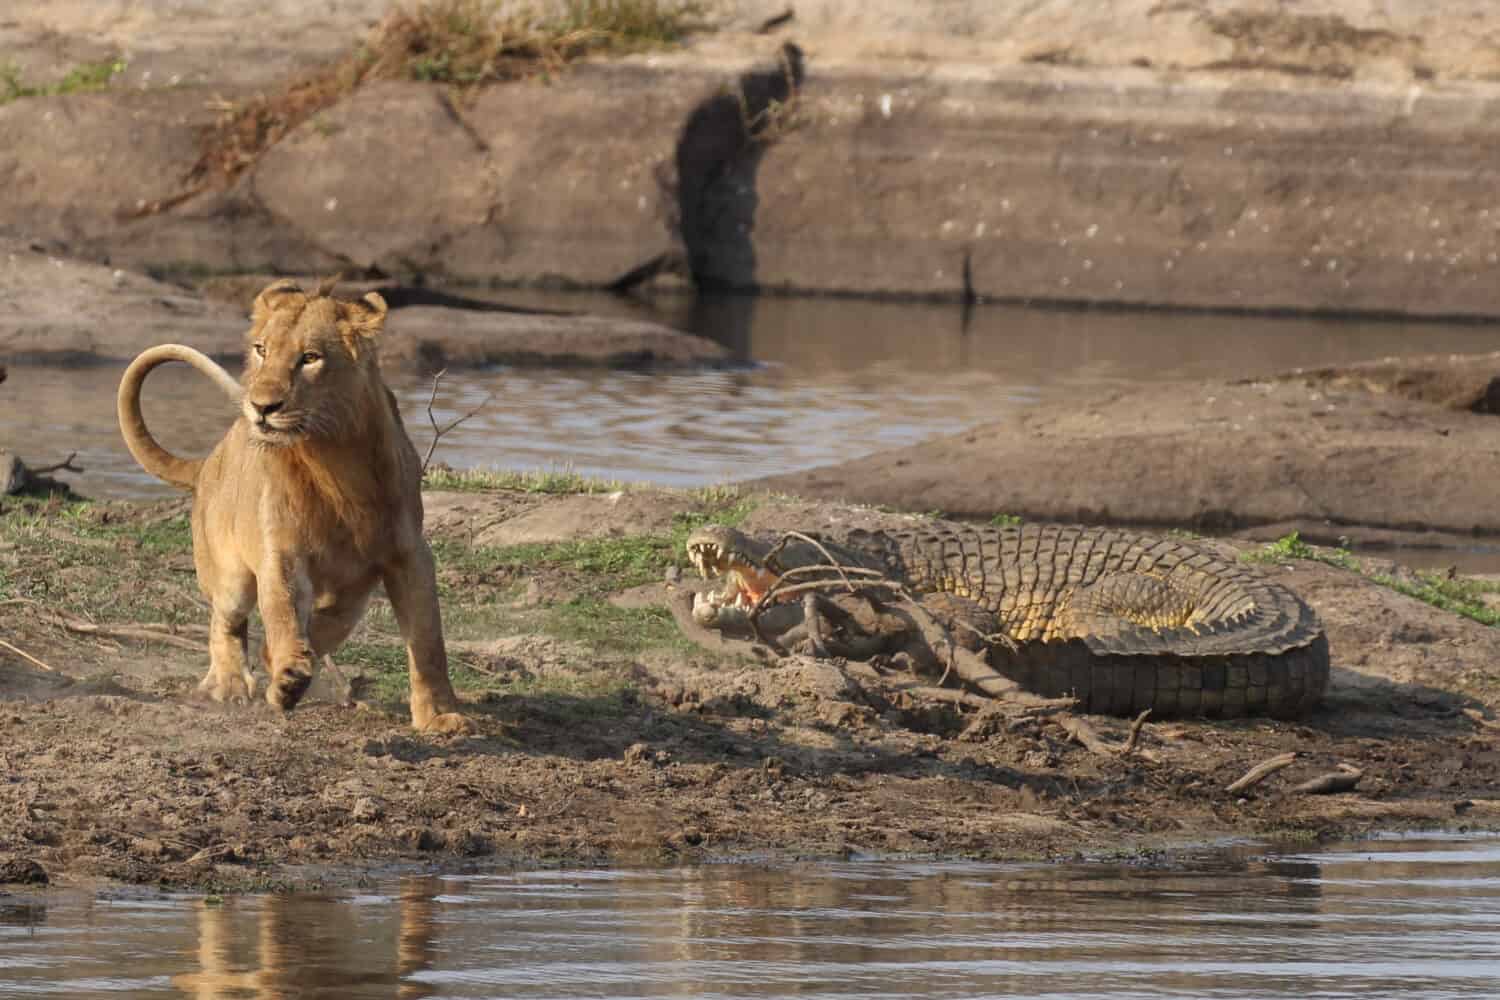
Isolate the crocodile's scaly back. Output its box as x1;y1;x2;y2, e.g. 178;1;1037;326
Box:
833;522;1330;717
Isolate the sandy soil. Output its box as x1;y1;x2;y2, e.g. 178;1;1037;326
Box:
755;352;1500;548
2;487;1499;891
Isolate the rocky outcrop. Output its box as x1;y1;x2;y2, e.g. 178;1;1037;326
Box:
6;3;1500;315
0;238;724;368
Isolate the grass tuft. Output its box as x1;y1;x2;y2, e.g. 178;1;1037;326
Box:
423;465;626;494
0;58;125;105
1243;531;1358;571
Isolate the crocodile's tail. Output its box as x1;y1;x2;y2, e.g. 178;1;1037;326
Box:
117;345;241;490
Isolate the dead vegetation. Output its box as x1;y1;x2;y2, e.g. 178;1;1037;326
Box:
171;0;710;199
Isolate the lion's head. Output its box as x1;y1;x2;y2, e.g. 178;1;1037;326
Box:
240;278;390;447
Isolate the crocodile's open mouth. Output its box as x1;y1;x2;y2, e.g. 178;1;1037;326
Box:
686;537;782;611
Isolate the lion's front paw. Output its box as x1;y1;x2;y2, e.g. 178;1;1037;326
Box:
417;711;473;736
266;657;315;711
197;668;254;705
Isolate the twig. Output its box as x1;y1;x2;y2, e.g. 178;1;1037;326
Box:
1462;707;1500;732
1225;751;1297;794
0;638;56;672
30;452;84;476
1121;709;1152;756
421;369;495;475
1292;764;1363;795
34;608;206;652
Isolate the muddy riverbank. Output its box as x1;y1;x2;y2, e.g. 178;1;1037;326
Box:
756;350;1500;551
7;2;1500;314
3;486;1500;890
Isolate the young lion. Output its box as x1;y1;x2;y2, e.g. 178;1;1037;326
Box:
117;278;468;733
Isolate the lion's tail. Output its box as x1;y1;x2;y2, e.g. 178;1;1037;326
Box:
117;345;241;490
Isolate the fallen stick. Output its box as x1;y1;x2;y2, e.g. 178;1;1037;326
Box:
0;637;56;672
1292;764;1363;795
1058;714;1163;762
1225;751;1298;794
1462;708;1500;732
38;610;207;652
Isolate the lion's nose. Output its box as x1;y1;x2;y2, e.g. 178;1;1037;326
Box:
252;398;285;418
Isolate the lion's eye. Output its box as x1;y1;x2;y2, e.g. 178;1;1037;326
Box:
300;352;322;366
253;343;266;358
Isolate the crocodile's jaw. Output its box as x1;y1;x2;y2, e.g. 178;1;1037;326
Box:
686;536;783;625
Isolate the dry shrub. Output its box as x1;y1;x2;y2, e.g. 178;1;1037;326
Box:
182;0;710;190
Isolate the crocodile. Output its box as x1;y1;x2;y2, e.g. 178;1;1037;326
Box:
684;520;1329;718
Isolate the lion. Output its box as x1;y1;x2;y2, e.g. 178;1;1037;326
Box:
116;278;468;733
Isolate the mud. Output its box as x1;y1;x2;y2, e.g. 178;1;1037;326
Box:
2;487;1499;891
755;351;1500;548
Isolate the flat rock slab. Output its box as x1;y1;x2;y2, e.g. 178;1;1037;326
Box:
0;240;722;369
0;238;245;363
383;307;728;370
751;356;1500;538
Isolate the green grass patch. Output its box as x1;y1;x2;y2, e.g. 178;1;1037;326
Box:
1243;531;1358;571
1244;529;1500;627
1370;571;1500;628
989;513;1022;528
423;466;626;495
0;58;125;104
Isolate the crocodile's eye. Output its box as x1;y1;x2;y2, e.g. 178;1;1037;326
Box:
300;351;322;366
253;343;266;358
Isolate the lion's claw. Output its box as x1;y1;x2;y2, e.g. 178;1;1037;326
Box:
418;711;473;735
267;657;315;711
196;669;255;705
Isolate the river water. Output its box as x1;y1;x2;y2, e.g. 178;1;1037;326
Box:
3;834;1499;998
6;293;1500;499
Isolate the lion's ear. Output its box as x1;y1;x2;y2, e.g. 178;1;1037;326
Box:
339;291;388;356
348;291;388;334
251;279;304;321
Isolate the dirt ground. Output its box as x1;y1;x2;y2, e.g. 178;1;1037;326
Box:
755;351;1500;547
3;484;1500;892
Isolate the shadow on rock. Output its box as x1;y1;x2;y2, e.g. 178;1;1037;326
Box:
671;42;805;290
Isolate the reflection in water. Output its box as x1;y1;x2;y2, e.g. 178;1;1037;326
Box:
5;836;1500;998
6;293;1500;499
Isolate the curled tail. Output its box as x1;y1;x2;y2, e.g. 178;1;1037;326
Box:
117;345;241;490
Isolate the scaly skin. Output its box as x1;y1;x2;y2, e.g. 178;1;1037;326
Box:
686;521;1330;718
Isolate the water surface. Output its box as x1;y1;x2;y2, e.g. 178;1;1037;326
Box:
5;835;1500;998
7;293;1500;499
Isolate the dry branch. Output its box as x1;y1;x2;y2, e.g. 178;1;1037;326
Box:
1292;764;1363;795
30;452;85;476
1225;751;1298;794
422;369;496;474
0;638;56;672
1462;707;1500;732
35;608;207;652
742;532;1072;715
1121;709;1152;756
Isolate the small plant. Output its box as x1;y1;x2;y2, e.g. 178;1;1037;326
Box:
990;513;1023;527
1244;531;1358;571
0;58;125;104
422;465;626;494
1371;570;1500;628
